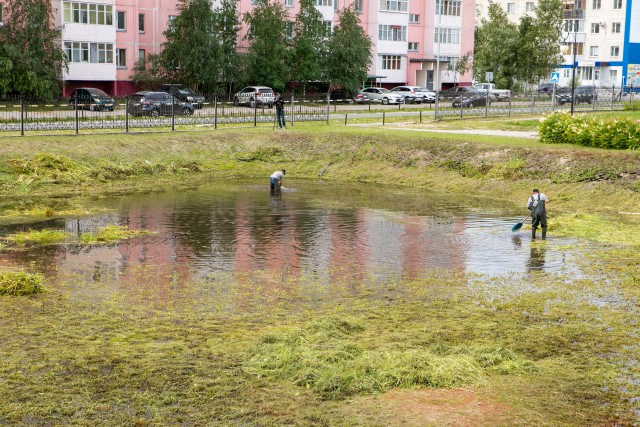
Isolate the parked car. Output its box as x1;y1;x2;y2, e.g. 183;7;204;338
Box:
438;86;479;99
157;84;205;109
127;91;194;117
329;88;368;104
537;83;556;94
69;88;115;111
390;86;436;104
233;86;275;108
556;85;598;105
451;88;492;108
360;87;404;104
473;83;511;101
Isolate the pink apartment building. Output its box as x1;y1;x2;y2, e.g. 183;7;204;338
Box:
54;0;474;96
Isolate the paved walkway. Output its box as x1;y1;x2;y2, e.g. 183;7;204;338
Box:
389;127;539;139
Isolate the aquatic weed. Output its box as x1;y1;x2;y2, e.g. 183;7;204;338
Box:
0;271;44;295
4;229;70;246
80;224;155;244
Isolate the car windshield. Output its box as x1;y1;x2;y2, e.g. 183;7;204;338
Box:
87;89;109;97
177;87;196;95
378;88;391;93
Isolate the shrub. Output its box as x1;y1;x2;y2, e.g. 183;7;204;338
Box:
539;113;640;149
0;271;44;296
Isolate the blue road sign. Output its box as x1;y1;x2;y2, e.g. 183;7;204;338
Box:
550;72;560;83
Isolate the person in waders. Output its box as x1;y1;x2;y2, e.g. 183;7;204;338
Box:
270;169;286;191
527;189;548;239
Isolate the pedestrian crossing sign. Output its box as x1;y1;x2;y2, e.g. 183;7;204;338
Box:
550;72;560;83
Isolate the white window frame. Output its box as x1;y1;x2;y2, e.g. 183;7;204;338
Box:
590;45;599;57
116;11;125;31
613;0;622;9
379;0;408;12
381;55;403;70
116;48;127;68
434;27;460;44
379;25;407;41
284;0;293;6
525;1;534;11
563;69;571;78
592;0;601;9
611;22;621;33
316;0;332;6
408;42;419;51
609;69;618;81
506;2;515;13
64;41;113;63
436;0;462;16
610;45;620;57
409;13;419;23
591;22;600;33
138;49;145;63
63;1;113;25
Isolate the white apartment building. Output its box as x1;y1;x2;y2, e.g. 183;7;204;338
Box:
476;0;640;88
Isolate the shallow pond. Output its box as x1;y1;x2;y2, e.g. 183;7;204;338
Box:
0;180;583;288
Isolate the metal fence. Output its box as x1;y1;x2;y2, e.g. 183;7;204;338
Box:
1;86;637;135
0;92;329;135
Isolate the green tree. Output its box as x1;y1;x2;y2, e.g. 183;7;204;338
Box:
448;51;474;85
242;0;289;91
473;1;519;89
216;0;241;95
289;0;327;91
159;0;222;92
325;6;372;93
516;0;563;85
0;0;67;97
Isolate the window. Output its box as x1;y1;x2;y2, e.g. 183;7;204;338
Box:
316;0;331;5
116;48;127;68
409;14;420;23
591;22;600;33
138;13;145;32
64;41;113;63
563;69;571;78
594;68;600;81
437;0;462;16
563;19;585;32
590;45;599;57
379;0;408;11
168;15;176;29
116;11;125;30
63;2;112;25
323;21;332;36
613;0;622;8
354;0;363;12
408;42;419;51
592;0;600;9
381;55;402;70
609;69;618;81
610;46;620;57
526;1;534;11
284;0;293;6
580;66;593;80
611;22;621;33
0;3;3;25
507;2;515;13
434;27;461;44
285;21;293;39
138;49;145;63
379;25;407;41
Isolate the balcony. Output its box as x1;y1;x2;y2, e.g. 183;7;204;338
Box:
563;9;585;19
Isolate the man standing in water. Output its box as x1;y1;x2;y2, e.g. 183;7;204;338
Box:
527;188;548;239
270;169;286;191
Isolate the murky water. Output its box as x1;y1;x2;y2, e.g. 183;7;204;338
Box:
0;180;583;287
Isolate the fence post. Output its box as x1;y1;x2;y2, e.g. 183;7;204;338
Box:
171;99;175;131
460;97;463;118
125;95;129;133
291;92;295;127
326;92;330;125
20;98;24;136
434;93;438;120
253;97;257;127
420;110;422;123
485;91;489;117
214;95;218;130
75;97;79;134
530;93;534;114
611;85;614;111
383;111;385;125
345;113;347;126
508;96;512;117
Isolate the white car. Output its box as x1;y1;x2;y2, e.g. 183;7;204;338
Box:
360;87;404;105
233;86;275;108
390;86;436;104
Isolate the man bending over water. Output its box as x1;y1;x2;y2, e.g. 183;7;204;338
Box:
270;169;286;191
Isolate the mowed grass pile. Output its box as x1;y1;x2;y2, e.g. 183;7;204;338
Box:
0;271;44;295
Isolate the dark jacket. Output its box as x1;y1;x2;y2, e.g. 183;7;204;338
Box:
275;96;285;112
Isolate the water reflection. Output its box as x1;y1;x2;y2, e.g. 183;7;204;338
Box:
0;181;581;292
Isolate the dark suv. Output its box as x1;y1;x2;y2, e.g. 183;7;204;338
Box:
556;85;597;105
69;88;115;111
157;84;205;109
127;91;194;117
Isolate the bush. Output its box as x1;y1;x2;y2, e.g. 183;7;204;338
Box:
539;113;640;149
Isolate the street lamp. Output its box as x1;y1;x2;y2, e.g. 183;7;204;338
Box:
561;20;578;116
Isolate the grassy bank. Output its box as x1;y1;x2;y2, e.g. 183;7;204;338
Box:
1;121;640;425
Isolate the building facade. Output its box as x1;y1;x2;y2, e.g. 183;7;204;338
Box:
476;0;640;88
52;0;474;96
